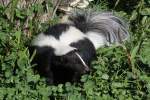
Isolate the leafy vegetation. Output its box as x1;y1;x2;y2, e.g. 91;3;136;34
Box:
0;0;150;100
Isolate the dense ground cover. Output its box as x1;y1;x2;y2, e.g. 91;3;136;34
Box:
0;0;150;99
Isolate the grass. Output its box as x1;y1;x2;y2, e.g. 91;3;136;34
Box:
0;0;150;100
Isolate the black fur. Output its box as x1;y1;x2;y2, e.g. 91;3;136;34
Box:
44;23;70;39
70;38;96;66
29;46;55;84
51;38;96;84
69;14;90;33
29;36;96;84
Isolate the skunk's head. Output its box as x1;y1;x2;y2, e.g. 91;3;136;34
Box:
52;50;90;74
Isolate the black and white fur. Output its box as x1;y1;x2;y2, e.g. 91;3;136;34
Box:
29;11;129;84
65;11;129;48
30;23;96;84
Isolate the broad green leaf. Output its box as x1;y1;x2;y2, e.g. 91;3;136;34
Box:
140;8;150;15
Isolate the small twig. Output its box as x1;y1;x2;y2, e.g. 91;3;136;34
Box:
2;0;5;6
51;0;62;19
3;0;12;11
122;45;132;69
113;0;120;9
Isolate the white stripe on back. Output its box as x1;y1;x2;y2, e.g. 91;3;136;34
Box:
86;31;107;49
32;26;86;55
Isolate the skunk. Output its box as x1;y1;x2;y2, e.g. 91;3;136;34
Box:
30;23;96;84
29;11;129;84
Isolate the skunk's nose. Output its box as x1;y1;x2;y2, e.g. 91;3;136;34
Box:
85;66;90;72
83;66;91;74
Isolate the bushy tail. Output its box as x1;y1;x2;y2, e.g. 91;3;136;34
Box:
65;10;129;48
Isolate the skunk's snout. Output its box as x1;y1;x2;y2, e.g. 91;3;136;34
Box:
84;65;90;72
74;52;90;73
82;66;90;74
59;51;90;74
73;63;90;75
81;63;90;74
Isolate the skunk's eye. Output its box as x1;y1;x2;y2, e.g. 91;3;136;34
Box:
73;49;78;52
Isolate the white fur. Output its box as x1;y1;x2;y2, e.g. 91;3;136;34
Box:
60;26;86;45
75;52;89;70
32;26;86;56
86;31;107;49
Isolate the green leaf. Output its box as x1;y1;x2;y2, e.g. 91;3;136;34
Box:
140;41;150;65
15;31;21;45
58;84;63;93
140;8;150;15
15;9;25;19
130;10;138;21
141;16;147;25
102;74;109;80
112;82;123;88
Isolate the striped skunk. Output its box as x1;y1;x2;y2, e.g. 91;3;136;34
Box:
30;24;96;84
29;11;129;84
